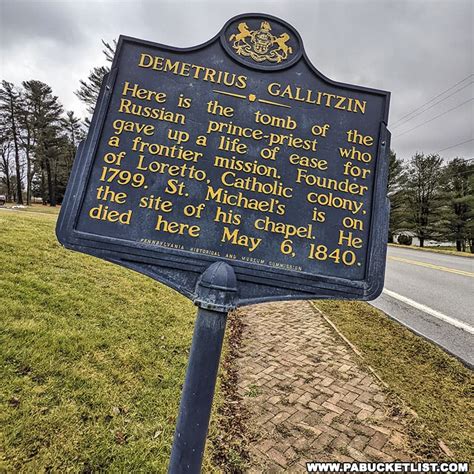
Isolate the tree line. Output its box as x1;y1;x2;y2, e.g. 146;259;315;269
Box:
0;42;114;207
388;151;473;252
0;80;84;206
0;41;472;252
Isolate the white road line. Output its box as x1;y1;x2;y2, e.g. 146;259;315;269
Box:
382;288;474;335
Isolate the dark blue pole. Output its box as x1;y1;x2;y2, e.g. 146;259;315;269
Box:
168;262;237;474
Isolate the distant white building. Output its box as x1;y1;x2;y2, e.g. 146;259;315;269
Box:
393;231;455;247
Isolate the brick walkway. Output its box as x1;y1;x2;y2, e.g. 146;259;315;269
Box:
235;301;414;472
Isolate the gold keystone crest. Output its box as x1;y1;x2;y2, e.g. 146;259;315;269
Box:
229;21;293;63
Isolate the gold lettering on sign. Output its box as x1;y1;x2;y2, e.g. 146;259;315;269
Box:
83;27;382;277
267;83;367;114
138;54;248;89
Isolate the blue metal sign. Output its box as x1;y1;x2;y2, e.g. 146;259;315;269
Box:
57;13;391;306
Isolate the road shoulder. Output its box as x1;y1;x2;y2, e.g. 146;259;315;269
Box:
388;243;474;259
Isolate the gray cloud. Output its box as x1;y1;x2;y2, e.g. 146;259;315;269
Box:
1;0;85;47
1;0;472;159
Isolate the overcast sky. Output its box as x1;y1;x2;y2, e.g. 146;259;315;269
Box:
1;0;472;160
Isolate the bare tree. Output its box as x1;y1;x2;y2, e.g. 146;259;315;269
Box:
61;110;84;172
402;153;444;247
0;126;13;201
0;81;23;203
17;88;37;204
75;40;116;116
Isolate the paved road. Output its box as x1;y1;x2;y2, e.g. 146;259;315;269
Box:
372;246;474;368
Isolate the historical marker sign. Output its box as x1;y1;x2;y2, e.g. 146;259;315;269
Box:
57;13;391;306
57;14;392;471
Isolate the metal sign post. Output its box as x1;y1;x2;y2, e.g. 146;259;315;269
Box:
168;261;236;473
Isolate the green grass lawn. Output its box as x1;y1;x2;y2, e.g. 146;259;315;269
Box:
0;211;222;472
315;301;474;461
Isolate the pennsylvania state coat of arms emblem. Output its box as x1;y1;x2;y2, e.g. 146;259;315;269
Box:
229;21;293;63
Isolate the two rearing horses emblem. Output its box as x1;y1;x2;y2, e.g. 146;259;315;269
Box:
229;21;293;63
